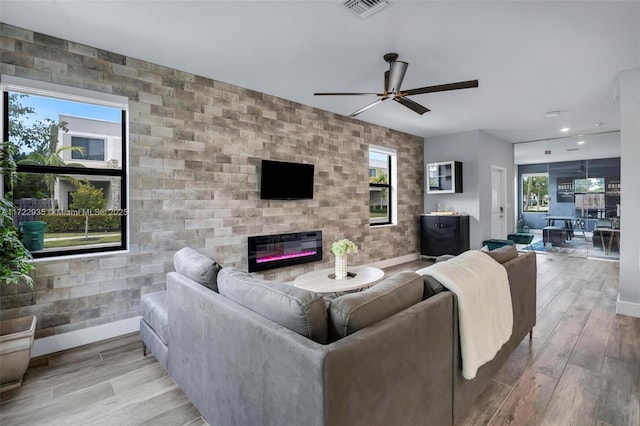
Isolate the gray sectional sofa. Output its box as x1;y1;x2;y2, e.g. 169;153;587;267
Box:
140;246;536;426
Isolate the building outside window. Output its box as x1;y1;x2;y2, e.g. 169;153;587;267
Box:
369;146;397;226
1;77;128;259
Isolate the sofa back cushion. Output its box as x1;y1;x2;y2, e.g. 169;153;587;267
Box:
422;275;446;300
217;267;328;344
483;245;519;264
174;247;221;291
173;247;220;291
329;270;423;339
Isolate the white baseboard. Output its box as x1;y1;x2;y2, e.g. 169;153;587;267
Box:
32;316;141;357
616;297;640;319
367;253;420;270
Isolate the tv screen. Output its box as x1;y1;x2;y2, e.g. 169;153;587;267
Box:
260;160;314;200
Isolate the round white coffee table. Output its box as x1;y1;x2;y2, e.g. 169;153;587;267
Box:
293;266;384;294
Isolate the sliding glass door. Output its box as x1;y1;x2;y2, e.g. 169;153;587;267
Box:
514;132;620;260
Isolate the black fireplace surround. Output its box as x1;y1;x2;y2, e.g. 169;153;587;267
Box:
248;231;323;272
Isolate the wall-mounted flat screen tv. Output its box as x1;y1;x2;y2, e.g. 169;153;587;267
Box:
260;160;314;200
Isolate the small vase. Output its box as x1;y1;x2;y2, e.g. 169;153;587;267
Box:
334;255;348;280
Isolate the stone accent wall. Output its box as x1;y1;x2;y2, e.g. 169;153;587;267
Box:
0;23;424;338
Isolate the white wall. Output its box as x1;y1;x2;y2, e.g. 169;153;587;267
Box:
424;130;481;246
424;130;514;249
478;131;515;241
617;68;640;318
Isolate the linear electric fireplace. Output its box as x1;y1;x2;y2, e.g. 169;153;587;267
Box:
248;231;323;272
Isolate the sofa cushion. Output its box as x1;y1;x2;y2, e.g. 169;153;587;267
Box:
422;275;446;300
174;247;221;291
141;291;169;344
329;270;423;338
483;245;518;264
217;267;328;344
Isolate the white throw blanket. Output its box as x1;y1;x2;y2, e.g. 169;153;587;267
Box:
416;251;513;380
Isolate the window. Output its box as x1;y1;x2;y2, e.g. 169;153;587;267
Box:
2;76;128;259
521;173;549;212
369;146;396;225
71;137;105;161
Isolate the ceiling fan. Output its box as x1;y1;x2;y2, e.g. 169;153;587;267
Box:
314;53;479;117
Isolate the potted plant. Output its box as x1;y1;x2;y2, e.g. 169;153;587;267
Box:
0;141;37;393
331;238;358;280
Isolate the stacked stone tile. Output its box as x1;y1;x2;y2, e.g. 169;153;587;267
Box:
0;23;423;338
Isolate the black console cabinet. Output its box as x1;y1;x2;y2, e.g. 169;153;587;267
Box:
420;214;470;257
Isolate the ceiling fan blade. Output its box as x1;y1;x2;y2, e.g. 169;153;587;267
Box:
350;97;388;117
388;61;408;93
393;97;430;115
314;92;382;96
401;79;479;96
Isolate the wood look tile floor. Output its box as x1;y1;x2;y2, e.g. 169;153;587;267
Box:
1;253;638;426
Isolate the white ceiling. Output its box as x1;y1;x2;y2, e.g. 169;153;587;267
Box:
514;131;621;165
1;1;639;143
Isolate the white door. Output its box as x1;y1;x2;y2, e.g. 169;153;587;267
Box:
491;166;507;239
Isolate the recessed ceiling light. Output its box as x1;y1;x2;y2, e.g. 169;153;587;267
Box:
545;111;560;118
560;127;570;132
577;140;585;145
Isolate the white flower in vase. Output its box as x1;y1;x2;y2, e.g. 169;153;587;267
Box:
331;239;357;280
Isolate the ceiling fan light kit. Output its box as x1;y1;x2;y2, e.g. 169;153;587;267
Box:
314;52;478;117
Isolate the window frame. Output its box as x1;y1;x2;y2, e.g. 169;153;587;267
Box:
1;76;129;260
369;146;397;226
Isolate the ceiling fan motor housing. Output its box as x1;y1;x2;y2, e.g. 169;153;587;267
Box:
388;60;408;94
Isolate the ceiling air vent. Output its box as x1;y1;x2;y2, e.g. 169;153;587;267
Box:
343;0;390;18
